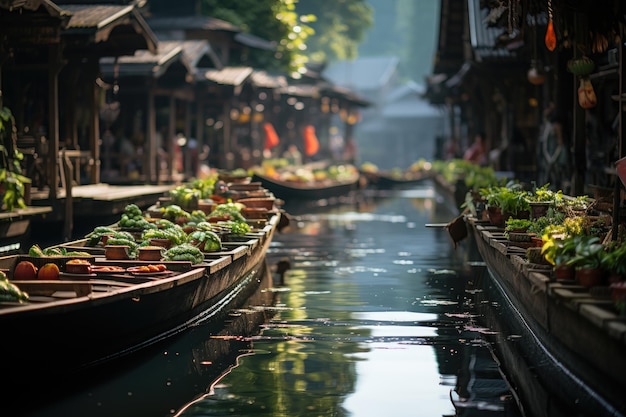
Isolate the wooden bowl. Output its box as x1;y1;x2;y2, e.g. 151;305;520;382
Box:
238;197;275;210
138;246;164;261
65;259;92;274
105;245;131;260
149;238;172;249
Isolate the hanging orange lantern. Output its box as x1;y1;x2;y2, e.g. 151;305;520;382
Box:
263;122;280;150
303;125;319;156
545;0;556;51
545;20;556;51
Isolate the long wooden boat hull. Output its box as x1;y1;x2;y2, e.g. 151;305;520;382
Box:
360;170;431;189
252;173;360;201
468;217;626;416
0;212;280;387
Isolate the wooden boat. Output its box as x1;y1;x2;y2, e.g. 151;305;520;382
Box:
0;210;281;390
467;216;626;416
252;168;361;202
359;169;432;189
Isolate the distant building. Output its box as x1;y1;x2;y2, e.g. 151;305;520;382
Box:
324;56;444;170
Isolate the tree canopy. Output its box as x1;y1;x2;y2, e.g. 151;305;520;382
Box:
295;0;373;63
200;0;373;75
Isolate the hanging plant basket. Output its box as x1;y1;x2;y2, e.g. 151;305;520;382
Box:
567;56;595;77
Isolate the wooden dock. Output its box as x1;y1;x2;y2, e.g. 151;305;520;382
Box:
0;206;54;255
29;183;176;241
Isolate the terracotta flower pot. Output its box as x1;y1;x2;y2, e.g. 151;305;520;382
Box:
529;202;550;219
487;206;509;227
554;264;575;281
575;267;604;288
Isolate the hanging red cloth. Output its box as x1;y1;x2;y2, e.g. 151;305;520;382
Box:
263;122;280;150
303;125;319;156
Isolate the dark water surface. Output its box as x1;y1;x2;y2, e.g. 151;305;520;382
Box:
23;184;523;417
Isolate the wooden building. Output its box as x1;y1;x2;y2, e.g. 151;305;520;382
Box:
427;0;626;194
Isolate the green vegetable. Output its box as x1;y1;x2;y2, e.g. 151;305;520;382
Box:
0;271;28;302
163;243;204;264
29;244;45;257
187;230;222;252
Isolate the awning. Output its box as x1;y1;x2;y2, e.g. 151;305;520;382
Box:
250;70;288;89
204;66;254;86
59;4;158;55
100;41;185;78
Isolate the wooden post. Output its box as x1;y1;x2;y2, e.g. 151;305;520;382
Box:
90;61;100;184
62;151;73;241
613;41;625;240
147;88;157;183
48;44;61;200
168;95;176;180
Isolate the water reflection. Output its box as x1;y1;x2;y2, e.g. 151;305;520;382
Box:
176;187;521;417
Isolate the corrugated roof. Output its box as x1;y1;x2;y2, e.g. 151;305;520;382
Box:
100;41;184;77
61;4;132;29
145;16;240;33
59;3;157;53
278;84;319;99
250;70;287;89
177;39;221;70
467;0;514;61
204;66;253;86
234;32;276;51
0;0;65;16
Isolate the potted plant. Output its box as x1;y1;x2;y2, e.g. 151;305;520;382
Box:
564;235;606;287
480;183;530;227
0;106;29;212
541;232;578;281
504;218;534;243
526;183;563;219
601;241;626;283
526;209;565;247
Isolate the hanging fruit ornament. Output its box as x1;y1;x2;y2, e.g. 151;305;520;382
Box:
545;0;556;51
577;78;597;109
567;56;595;77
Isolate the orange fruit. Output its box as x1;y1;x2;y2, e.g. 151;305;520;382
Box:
38;263;60;280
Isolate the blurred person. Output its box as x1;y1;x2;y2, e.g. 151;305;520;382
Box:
463;132;487;165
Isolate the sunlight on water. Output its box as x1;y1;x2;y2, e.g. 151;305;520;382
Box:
343;342;455;417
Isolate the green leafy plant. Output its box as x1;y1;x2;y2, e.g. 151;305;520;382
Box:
542;233;577;266
504;218;533;233
0;106;29;212
563;235;606;270
527;183;563;203
526;208;565;235
601;242;626;276
480;183;530;216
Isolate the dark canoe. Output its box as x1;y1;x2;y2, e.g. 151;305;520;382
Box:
467;216;626;417
252;172;361;201
0;211;281;390
360;170;432;189
0;206;53;256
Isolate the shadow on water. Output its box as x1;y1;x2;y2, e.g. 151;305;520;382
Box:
15;261;281;417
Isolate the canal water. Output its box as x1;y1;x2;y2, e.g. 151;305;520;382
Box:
21;182;523;417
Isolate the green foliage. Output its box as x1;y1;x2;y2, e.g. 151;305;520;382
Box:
504;218;533;232
527;183;563;203
564;236;606;270
601;242;626;276
201;0;314;75
526;208;565;235
479;183;529;215
295;0;373;62
0;106;28;212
